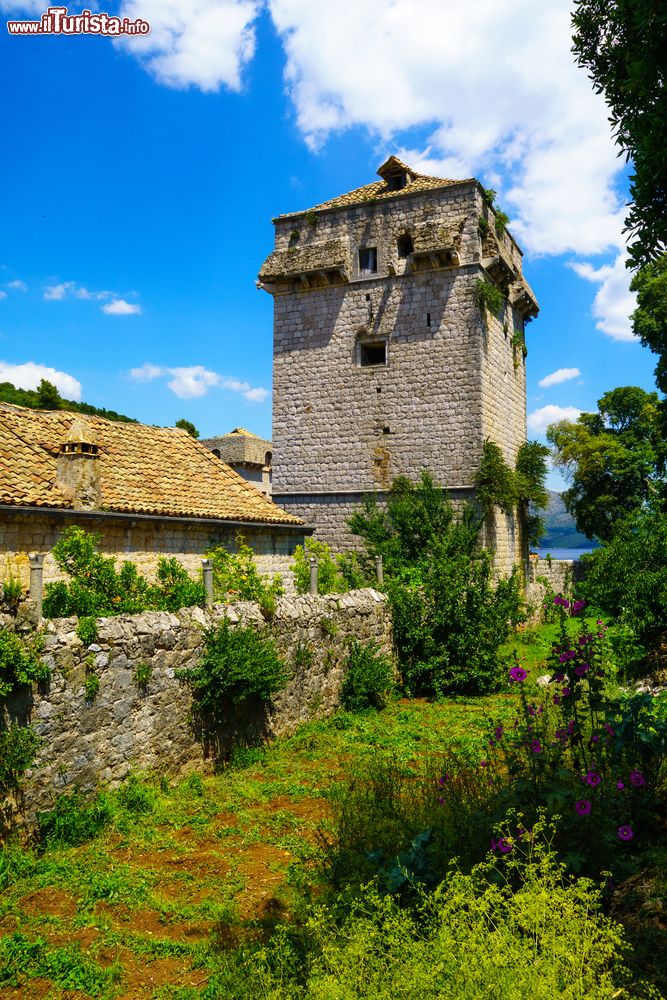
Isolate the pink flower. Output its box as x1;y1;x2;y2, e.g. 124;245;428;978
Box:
617;825;634;842
629;770;646;788
509;666;528;683
531;739;542;754
616;781;625;790
584;770;602;787
575;799;592;816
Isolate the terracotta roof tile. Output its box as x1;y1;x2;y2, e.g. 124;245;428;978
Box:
0;405;301;526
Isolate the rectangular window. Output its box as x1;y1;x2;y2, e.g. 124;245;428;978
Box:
359;341;387;367
358;247;378;275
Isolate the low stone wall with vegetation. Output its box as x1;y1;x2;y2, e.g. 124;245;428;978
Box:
1;589;390;830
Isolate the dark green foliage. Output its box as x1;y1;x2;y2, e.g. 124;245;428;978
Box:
84;671;100;701
175;418;200;438
475;440;516;514
181;618;286;717
132;661;152;690
42;527;204;618
477;215;489;239
572;0;667;268
149;557;205;612
547;386;666;541
1;578;22;613
0;380;137;423
36;790;114;847
348;472;523;696
631;254;667;400
474;278;505;317
482;188;496;207
35;378;61;409
340;640;395;711
579;504;667;651
75;616;98;646
0;630;48;699
516;441;550;546
494;209;510;236
0;725;40;795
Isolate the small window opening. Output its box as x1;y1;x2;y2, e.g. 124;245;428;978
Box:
359;247;378;275
376;387;382;394
264;451;272;466
426;312;431;327
387;172;407;191
359;341;387;367
382;426;391;435
397;234;413;258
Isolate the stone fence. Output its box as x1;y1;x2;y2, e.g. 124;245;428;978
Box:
2;589;391;831
525;556;586;619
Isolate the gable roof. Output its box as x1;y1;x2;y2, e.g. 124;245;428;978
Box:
0;404;301;526
275;158;475;220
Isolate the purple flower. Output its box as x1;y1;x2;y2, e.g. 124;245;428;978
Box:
629;770;646;788
575;799;592;816
531;739;542;754
553;672;565;683
555;728;567;740
584;771;602;787
617;825;634;842
494;725;504;740
553;695;561;705
572;600;586;615
567;721;576;736
527;705;537;717
591;735;600;743
498;838;512;853
616;781;625;790
480;760;488;768
604;723;615;737
438;774;449;786
574;664;590;677
562;687;571;698
509;666;528;683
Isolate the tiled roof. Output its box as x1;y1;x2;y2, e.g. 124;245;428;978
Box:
225;428;261;438
277;167;474;220
0;404;301;525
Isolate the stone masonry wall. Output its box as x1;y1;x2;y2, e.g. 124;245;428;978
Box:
2;589;391;829
0;512;301;592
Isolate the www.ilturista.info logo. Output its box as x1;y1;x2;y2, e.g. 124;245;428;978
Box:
7;6;150;34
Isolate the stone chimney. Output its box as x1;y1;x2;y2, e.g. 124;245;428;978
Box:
55;417;101;510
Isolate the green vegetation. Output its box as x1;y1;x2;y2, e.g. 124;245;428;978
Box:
631;254;667;403
475;440;549;546
0;629;48;698
175;418;200;438
474;277;505;317
179;618;286;718
76;616;99;647
1;576;23;612
339;639;395;711
133;661;152;691
348;472;524;696
572;0;666;268
292;537;347;594
0;725;40;796
207;536;283;616
0;378;137;423
547;386;666;542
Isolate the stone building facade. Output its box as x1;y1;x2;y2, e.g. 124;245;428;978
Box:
201;427;272;496
259;156;538;574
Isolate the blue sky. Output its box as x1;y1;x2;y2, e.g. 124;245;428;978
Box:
0;0;660;489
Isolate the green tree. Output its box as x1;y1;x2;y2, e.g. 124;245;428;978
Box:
547;386;666;541
36;378;62;410
631;253;667;400
572;0;667;267
175;418;200;438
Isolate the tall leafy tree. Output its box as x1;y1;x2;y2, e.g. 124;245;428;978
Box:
572;0;667;268
547;386;666;541
631;253;667;399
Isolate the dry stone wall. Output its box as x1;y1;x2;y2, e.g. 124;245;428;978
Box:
2;589;391;828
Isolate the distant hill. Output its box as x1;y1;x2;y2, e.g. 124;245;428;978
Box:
0;381;138;424
537;490;598;550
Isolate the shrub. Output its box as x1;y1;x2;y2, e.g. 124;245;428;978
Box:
349;472;524;696
207;536;283;614
75;616;98;646
213;827;632;999
149;557;205;612
179;618;286;720
0;630;49;699
0;725;40;795
579;505;667;654
1;577;22;613
292;537;347;595
340;640;395;711
37;789;114;847
474;277;505;316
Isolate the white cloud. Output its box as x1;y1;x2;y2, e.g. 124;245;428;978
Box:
569;253;637;342
0;292;6;300
44;281;117;303
116;0;260;91
101;299;142;316
268;0;625;259
528;404;582;436
6;280;27;291
128;362;268;401
538;367;581;389
0;361;82;401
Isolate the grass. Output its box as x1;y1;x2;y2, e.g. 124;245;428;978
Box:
0;618;663;998
0;695;513;998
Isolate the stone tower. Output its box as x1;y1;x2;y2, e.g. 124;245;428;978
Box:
258;156;538;573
